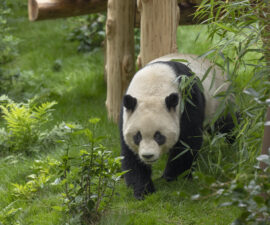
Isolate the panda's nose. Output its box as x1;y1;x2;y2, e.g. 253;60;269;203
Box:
142;154;154;159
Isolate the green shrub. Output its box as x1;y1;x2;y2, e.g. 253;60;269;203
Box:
2;118;123;224
0;201;22;225
193;153;270;224
12;157;60;199
0;1;20;95
57;118;125;224
0;1;19;64
67;14;106;52
0;95;66;154
192;1;270;224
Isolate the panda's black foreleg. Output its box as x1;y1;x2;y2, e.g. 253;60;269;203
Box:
121;143;155;200
162;136;202;181
163;90;204;181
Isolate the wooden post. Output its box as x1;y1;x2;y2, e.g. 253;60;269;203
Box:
105;0;136;122
137;0;179;67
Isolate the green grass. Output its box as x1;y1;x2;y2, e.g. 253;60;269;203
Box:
0;4;249;225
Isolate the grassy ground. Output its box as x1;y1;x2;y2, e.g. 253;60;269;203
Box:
0;3;243;225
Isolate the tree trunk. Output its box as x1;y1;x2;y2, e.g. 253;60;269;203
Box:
105;0;136;122
137;0;179;67
28;0;107;21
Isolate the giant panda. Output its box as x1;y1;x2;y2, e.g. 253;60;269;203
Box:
119;53;231;199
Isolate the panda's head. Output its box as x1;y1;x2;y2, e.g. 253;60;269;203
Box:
122;63;182;164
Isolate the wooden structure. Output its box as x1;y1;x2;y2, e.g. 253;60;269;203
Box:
28;0;201;24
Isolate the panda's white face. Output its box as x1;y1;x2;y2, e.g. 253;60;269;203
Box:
123;97;180;164
123;63;181;164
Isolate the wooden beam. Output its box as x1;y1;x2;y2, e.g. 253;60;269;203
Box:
28;0;201;24
28;0;107;21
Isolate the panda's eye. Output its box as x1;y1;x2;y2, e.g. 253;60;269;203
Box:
154;131;166;145
133;131;142;145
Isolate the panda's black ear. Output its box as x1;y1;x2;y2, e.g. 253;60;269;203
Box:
123;94;137;112
165;93;179;111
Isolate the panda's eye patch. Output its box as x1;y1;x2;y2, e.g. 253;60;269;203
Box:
133;131;142;145
154;131;166;145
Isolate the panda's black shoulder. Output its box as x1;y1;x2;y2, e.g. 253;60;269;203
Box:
150;61;194;79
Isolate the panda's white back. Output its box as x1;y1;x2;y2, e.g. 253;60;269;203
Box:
150;53;229;119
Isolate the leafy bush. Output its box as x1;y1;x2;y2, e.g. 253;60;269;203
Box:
67;14;106;52
0;1;19;64
193;0;269;174
1;118;123;225
0;95;68;154
193;153;270;224
0;201;22;225
57;118;125;224
0;1;20;95
12;157;60;199
191;1;270;224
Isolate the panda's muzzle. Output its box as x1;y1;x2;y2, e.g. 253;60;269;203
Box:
141;154;158;164
142;154;154;159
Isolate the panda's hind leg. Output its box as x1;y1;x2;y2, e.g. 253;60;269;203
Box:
209;112;240;143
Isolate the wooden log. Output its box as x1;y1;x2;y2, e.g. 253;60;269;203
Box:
28;0;107;21
28;0;201;24
137;0;179;67
105;0;136;122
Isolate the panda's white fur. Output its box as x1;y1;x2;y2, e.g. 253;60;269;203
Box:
123;63;181;163
150;53;229;119
123;53;228;164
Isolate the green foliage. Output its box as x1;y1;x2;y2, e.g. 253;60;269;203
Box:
0;156;60;225
0;1;19;64
193;155;270;224
0;118;123;225
194;0;269;173
192;1;270;224
67;14;106;52
0;1;20;95
0;95;66;154
0;201;22;225
57;118;125;224
12;157;60;199
176;73;204;114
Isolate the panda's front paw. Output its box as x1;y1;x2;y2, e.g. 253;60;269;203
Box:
134;191;146;200
162;174;177;182
134;181;155;200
